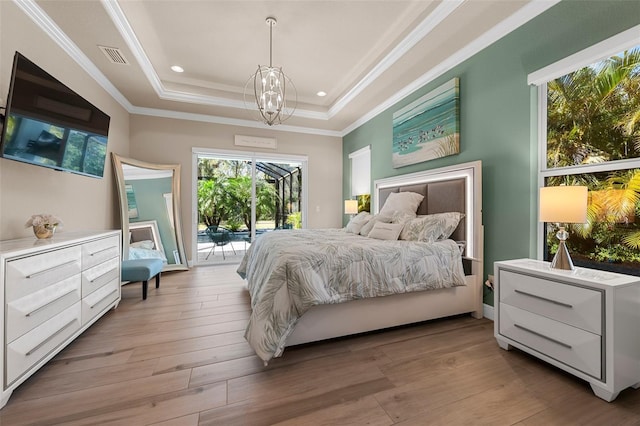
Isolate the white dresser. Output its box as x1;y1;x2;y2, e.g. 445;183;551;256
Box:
495;259;640;402
0;230;121;408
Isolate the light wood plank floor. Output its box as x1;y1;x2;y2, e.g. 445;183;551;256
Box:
2;264;640;425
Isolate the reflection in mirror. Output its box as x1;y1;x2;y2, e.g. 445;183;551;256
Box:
112;153;188;271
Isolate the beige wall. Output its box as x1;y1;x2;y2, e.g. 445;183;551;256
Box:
0;2;342;250
0;2;130;240
128;115;343;262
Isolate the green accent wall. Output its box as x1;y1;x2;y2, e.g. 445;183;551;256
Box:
343;1;640;306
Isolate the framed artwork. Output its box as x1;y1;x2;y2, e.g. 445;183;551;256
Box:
129;220;165;255
392;78;460;168
125;184;139;219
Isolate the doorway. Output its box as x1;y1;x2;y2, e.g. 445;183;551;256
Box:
193;149;307;265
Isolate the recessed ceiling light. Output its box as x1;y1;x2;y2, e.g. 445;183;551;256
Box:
171;65;184;73
317;91;327;97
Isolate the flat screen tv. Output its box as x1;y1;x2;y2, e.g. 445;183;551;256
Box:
0;52;110;178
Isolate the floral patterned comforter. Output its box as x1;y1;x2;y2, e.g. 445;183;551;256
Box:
237;228;466;363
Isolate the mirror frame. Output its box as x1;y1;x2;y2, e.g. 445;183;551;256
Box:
112;153;189;271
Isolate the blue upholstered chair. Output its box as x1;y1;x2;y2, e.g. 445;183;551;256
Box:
121;258;163;300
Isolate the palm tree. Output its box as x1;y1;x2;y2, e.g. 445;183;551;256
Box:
197;174;229;227
546;48;640;262
547;47;640;169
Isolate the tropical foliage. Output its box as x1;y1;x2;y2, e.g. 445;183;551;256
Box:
545;47;640;271
197;159;277;232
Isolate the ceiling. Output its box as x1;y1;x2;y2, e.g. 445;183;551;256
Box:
28;0;558;136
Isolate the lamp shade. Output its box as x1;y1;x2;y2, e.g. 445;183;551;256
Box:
344;199;358;215
539;186;588;223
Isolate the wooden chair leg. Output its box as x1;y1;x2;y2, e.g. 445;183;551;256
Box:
142;280;148;300
155;273;161;289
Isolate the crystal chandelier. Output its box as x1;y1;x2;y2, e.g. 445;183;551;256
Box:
245;17;296;126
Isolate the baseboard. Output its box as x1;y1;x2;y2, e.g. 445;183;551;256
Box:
483;303;494;321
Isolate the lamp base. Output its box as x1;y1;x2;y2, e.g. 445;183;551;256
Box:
550;240;575;271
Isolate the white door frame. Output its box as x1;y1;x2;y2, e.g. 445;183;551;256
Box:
191;147;308;265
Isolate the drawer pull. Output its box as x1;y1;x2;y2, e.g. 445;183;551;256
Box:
26;289;76;317
90;290;118;309
514;323;572;349
27;260;78;279
26;319;76;356
90;268;117;283
89;246;115;257
514;289;573;308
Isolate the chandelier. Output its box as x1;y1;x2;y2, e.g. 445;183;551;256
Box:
245;17;296;126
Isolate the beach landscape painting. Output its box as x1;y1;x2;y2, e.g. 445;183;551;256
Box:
392;78;460;168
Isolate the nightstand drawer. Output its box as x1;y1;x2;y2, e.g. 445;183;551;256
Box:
500;303;601;379
500;270;602;334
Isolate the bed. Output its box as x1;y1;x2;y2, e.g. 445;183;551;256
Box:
128;220;168;263
238;160;483;363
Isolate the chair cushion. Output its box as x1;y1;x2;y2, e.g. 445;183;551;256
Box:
121;259;163;282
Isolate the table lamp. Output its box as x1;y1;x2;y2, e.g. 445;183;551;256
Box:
344;199;358;217
539;185;588;270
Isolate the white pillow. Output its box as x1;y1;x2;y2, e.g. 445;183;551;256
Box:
379;192;424;217
130;240;155;250
368;222;404;240
359;213;392;236
345;212;371;234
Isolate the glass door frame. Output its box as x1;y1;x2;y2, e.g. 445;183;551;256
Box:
191;147;308;265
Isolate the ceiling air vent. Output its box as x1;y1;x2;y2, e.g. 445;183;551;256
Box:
98;46;129;65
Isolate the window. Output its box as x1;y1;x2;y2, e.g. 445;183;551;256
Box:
532;27;640;275
349;145;371;212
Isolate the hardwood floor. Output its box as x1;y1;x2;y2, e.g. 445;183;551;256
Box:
2;264;639;425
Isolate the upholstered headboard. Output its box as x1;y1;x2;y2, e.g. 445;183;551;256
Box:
374;160;482;260
130;227;154;243
377;178;466;243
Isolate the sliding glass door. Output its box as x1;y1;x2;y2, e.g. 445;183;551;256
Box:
194;149;307;265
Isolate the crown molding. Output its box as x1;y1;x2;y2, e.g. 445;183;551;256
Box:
12;0;134;111
328;0;465;119
101;0;329;121
16;0;561;138
100;0;164;96
129;106;343;137
341;0;561;136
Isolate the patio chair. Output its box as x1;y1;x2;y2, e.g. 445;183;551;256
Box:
205;225;237;260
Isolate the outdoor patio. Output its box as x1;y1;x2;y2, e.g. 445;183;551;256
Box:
196;239;249;264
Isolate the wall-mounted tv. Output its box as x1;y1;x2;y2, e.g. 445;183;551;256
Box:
0;52;110;178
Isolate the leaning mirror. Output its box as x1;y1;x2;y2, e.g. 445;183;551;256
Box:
112;153;188;272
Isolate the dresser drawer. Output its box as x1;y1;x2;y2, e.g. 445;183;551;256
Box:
6;302;82;386
6;274;81;343
82;257;120;297
82;236;120;270
500;303;601;379
5;247;82;302
82;279;119;325
500;270;602;334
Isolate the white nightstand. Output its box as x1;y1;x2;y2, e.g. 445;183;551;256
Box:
494;258;640;402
